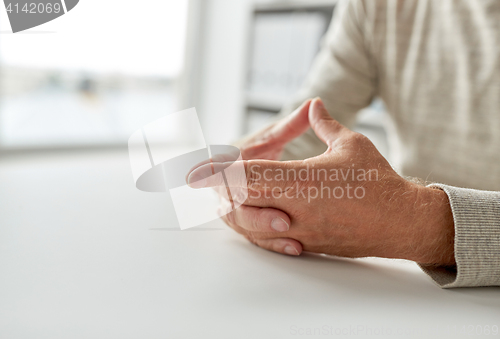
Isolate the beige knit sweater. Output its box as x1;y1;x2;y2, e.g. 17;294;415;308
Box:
279;0;500;287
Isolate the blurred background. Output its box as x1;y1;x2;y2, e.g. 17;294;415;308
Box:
0;0;391;157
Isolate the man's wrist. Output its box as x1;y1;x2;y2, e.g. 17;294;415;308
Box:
408;185;456;265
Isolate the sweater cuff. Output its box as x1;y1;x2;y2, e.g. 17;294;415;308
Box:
418;184;500;288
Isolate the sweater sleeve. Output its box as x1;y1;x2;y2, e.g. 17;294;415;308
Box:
419;184;500;288
281;0;377;160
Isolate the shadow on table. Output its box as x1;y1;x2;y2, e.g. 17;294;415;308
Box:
232;239;500;312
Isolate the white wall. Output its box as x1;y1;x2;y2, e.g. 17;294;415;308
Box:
194;0;251;145
187;0;281;145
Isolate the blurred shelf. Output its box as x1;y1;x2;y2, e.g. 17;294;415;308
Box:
356;106;387;129
245;93;286;112
246;109;278;135
243;1;336;133
254;0;338;12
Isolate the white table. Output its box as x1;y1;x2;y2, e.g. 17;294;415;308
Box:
0;150;499;339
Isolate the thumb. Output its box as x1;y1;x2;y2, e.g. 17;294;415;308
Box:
308;97;348;146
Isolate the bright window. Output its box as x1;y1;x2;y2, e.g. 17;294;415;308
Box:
0;0;189;148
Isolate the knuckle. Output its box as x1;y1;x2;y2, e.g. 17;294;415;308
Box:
289;175;310;194
234;205;261;232
225;210;237;226
248;212;263;232
350;132;369;145
231;188;248;205
246;165;260;190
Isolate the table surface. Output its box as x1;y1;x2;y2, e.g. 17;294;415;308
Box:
0;150;499;339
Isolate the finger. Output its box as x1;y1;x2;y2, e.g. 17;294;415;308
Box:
217;206;301;255
188;159;300;191
271;99;312;142
249;237;303;256
248;99;312;154
185;148;241;182
187;161;237;188
308;97;349;146
222;203;291;233
218;198;289;233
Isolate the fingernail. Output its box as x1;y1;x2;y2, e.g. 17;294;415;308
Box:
284;246;299;256
188;174;206;188
271;217;289;232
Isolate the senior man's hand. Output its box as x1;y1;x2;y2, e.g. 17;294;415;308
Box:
189;98;456;266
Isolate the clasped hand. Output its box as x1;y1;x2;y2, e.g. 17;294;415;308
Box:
188;98;455;265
